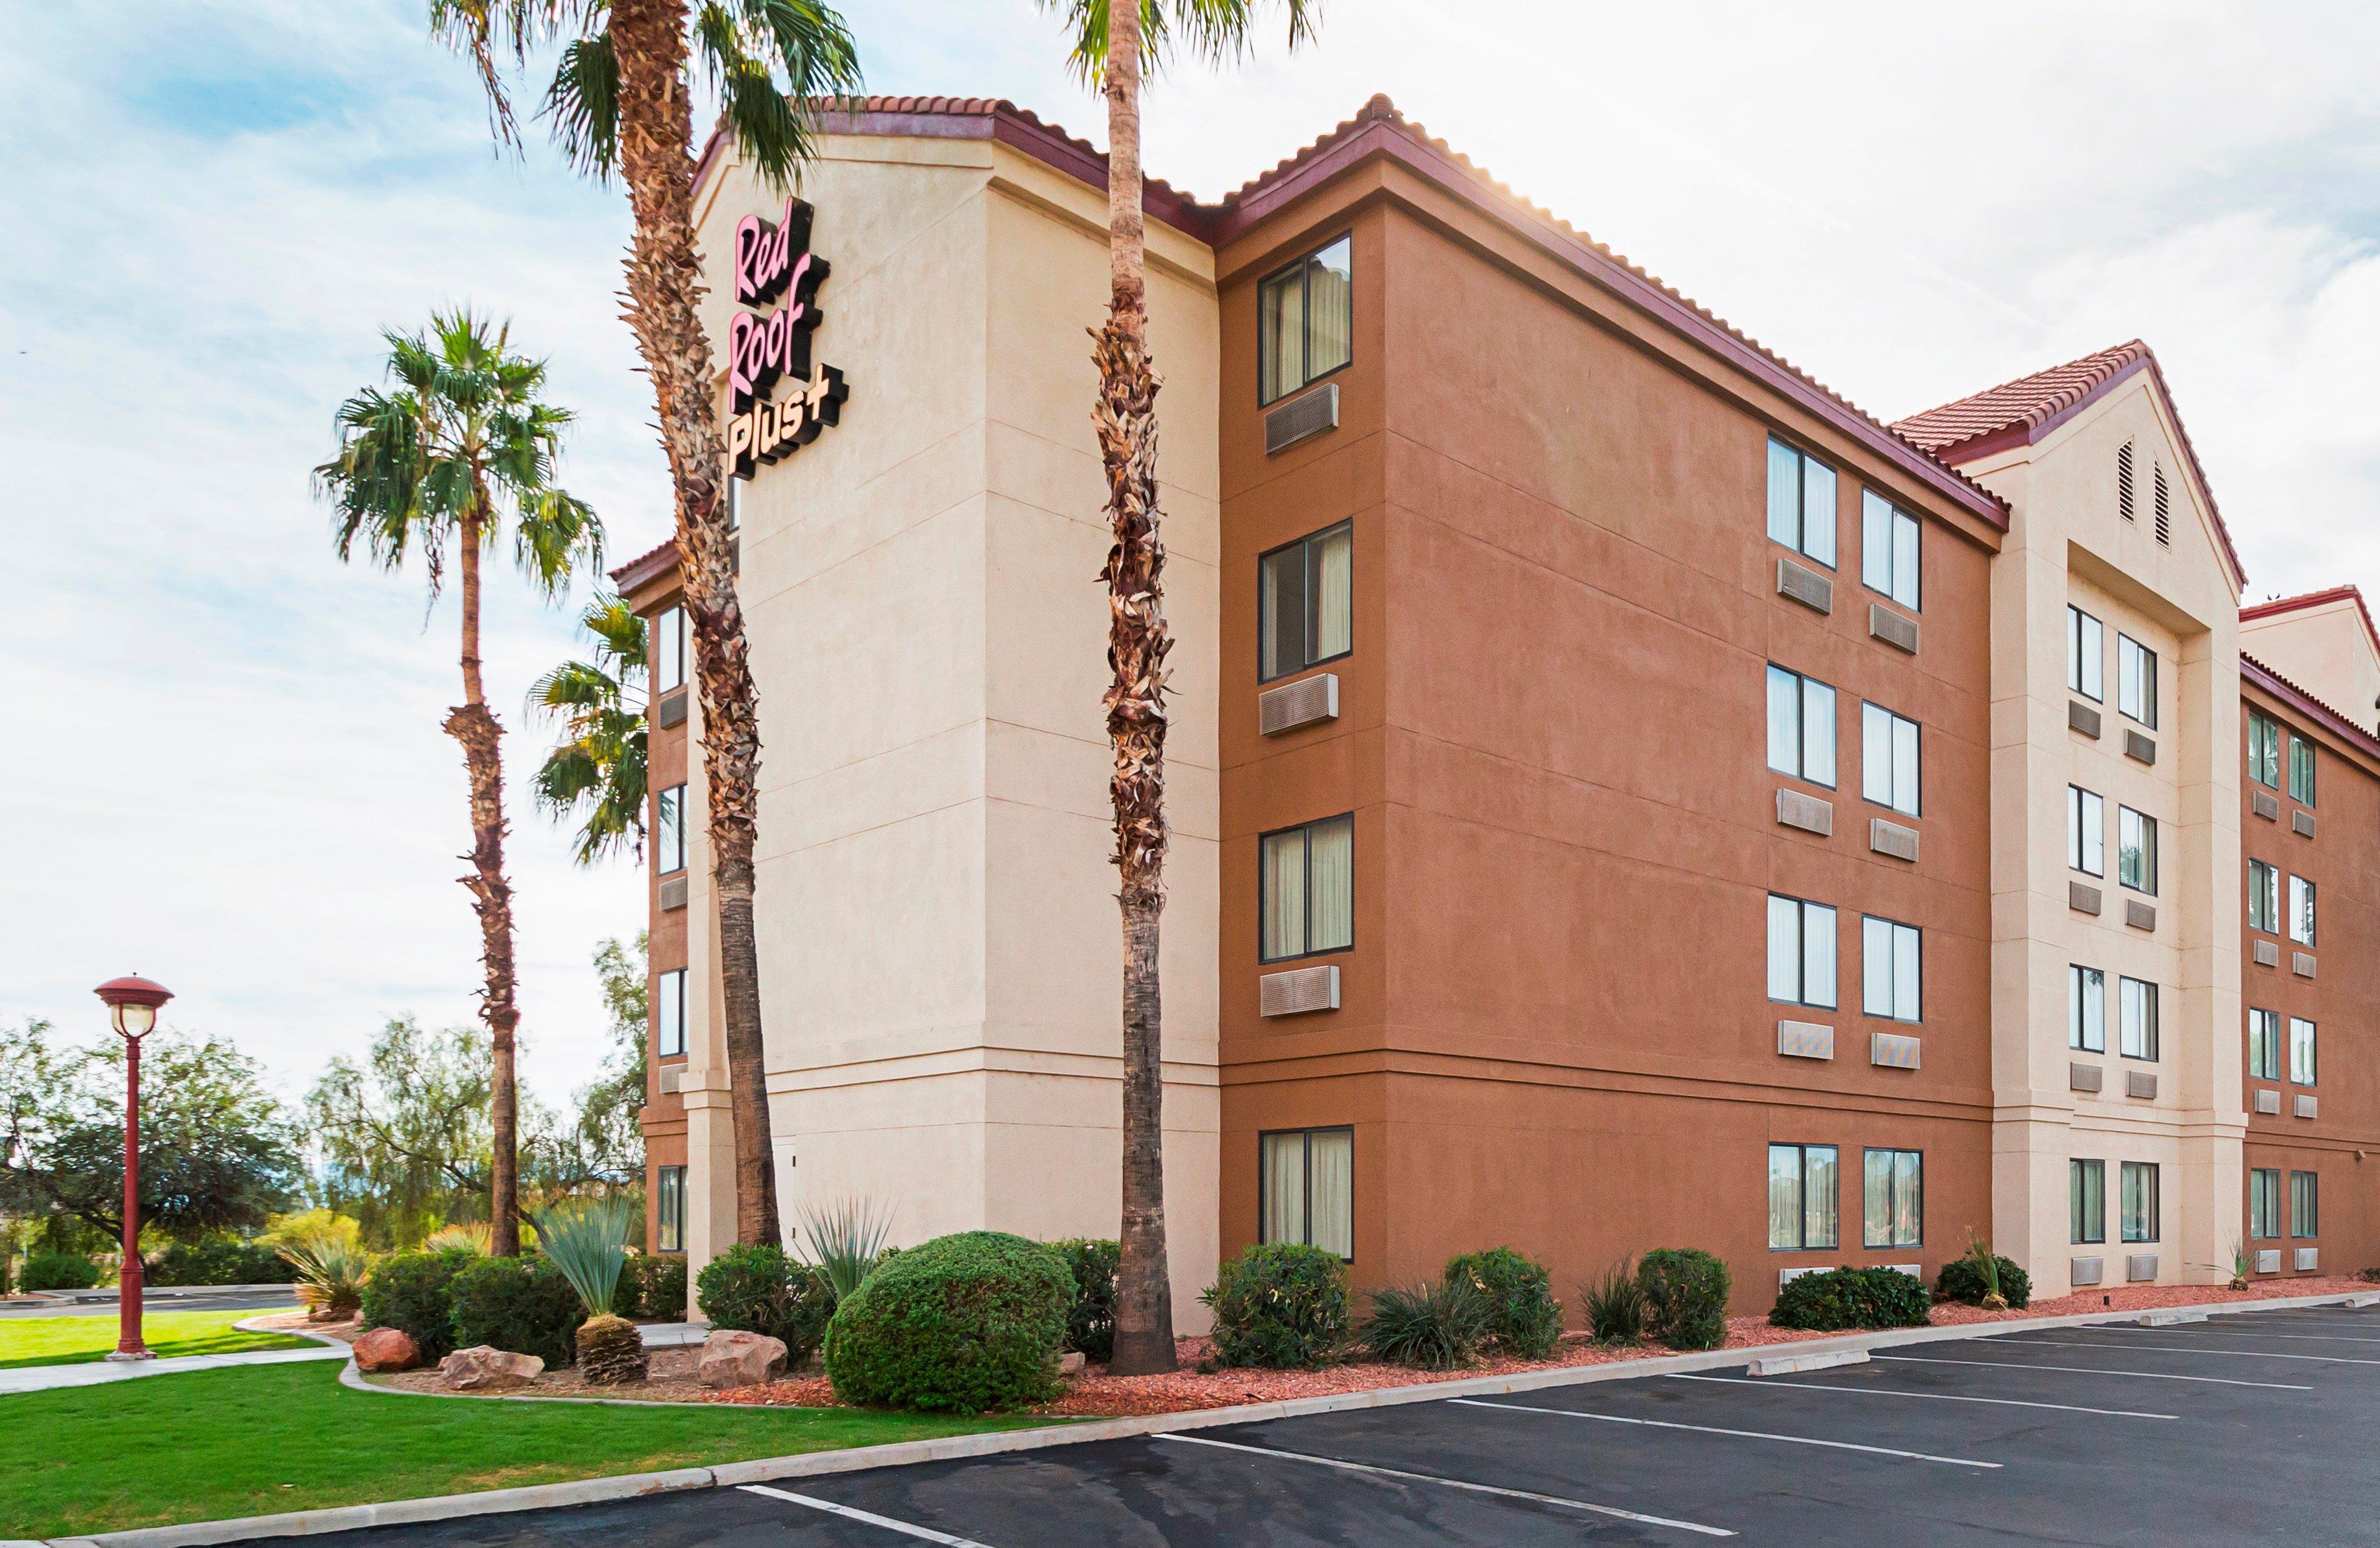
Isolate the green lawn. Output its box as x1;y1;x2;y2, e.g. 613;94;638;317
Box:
0;1308;313;1369
1;1361;1058;1539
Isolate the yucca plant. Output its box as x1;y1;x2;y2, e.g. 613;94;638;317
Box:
537;1196;643;1385
1580;1260;1648;1344
423;1222;493;1255
2231;1238;2252;1291
795;1195;894;1302
1964;1230;2008;1311
282;1234;370;1322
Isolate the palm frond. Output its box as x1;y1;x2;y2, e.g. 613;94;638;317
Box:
542;30;622;178
695;0;862;189
1040;0;1320;86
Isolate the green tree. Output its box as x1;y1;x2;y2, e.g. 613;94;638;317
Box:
315;311;605;1256
532;593;649;865
306;1017;497;1250
1040;0;1319;1373
0;1022;303;1244
429;0;863;1251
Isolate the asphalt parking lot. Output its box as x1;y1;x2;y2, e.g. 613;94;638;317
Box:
0;1287;300;1320
253;1303;2380;1547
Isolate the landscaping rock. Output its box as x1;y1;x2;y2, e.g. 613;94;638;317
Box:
439;1345;544;1390
699;1329;788;1389
352;1327;420;1373
1059;1351;1087;1376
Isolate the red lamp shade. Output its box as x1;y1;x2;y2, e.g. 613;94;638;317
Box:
94;975;173;1038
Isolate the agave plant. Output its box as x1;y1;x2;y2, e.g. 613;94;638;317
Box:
2230;1238;2252;1291
423;1222;493;1255
536;1196;643;1384
1964;1230;2007;1311
795;1196;894;1302
281;1234;370;1322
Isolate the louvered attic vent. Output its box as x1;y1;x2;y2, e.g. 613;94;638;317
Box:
2117;441;2135;522
2154;464;2171;546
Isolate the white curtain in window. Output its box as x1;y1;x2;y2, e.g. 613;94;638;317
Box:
1260;269;1304;403
1261;830;1305;960
1805;1146;1839;1249
1308;1128;1353;1257
1892;510;1919;609
1306;239;1353;380
1803;903;1836;1009
1260;1132;1304;1245
1307;817;1354;952
1314;526;1353;660
1768;668;1800;776
1767;895;1799;1001
1767;441;1799;550
2292;1018;2316;1085
1863;1150;1892;1247
1767;1145;1801;1249
1862;490;1892;597
1801;679;1834;786
1892;715;1918;815
1801;459;1836;566
1862;704;1891;806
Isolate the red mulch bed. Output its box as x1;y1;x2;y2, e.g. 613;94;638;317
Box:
706;1276;2371;1418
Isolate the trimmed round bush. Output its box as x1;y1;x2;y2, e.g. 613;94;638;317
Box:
824;1231;1072;1413
448;1254;586;1366
614;1252;690;1320
1049;1238;1120;1363
1445;1248;1563;1359
1934;1253;2030;1310
360;1248;476;1362
696;1243;835;1361
149;1240;298;1287
1636;1248;1731;1351
1770;1266;1932;1332
21;1252;104;1292
1201;1242;1351;1370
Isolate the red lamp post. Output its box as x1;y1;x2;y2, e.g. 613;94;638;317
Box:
93;974;173;1362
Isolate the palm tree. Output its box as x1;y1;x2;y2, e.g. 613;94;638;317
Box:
315;310;604;1257
1041;0;1319;1375
426;0;863;1248
531;592;649;865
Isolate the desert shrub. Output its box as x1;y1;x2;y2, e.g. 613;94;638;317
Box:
282;1235;369;1320
1770;1266;1931;1332
612;1252;690;1319
1580;1260;1648;1343
1445;1248;1563;1359
1201;1242;1351;1371
1048;1238;1120;1363
797;1196;895;1301
448;1255;586;1366
823;1231;1071;1413
21;1252;104;1292
148;1240;297;1287
1362;1279;1492;1370
1934;1253;2031;1311
697;1242;835;1361
1637;1248;1731;1351
360;1248;475;1362
422;1223;492;1255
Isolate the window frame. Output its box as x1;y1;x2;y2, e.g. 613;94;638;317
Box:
2290;1017;2317;1087
653;604;686;693
2067;605;2104;701
1861;1146;1923;1249
1258;812;1356;963
656;967;688;1059
2248;710;2281;789
2248;1008;2281;1082
1767;893;1839;1011
1257;520;1355;684
2069;964;2106;1053
2119;976;2158;1062
1256;234;1354;407
2289;874;2316;947
1860;701;1920;817
2116;633;2157;728
1766;664;1838;789
1768;1141;1840;1252
2068;786;2104;877
2250;1167;2282;1240
2120;1161;2161;1244
2117;806;2158;895
1860;489;1920;611
1766;438;1838;569
656;783;688;877
2289;733;2316;806
655;1164;686;1253
1258;1124;1354;1261
2071;1157;2106;1245
2248;858;2278;934
1861;914;1922;1024
2290;1171;2320;1240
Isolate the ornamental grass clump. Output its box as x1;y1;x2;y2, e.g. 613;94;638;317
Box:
1362;1278;1493;1370
824;1231;1072;1414
1580;1259;1649;1344
281;1235;369;1322
1769;1266;1931;1332
1636;1248;1731;1351
422;1223;493;1256
1201;1242;1351;1370
797;1195;895;1303
1445;1248;1563;1359
537;1197;643;1385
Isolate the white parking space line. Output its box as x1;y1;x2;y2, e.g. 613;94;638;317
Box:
1449;1398;2001;1469
1666;1372;2177;1420
2105;1327;2380;1346
1157;1432;1735;1538
1875;1354;2310;1390
1988;1335;2380;1366
740;1484;999;1547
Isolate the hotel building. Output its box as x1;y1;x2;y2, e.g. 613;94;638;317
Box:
614;95;2378;1318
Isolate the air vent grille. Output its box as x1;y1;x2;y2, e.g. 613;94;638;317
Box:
1263;383;1340;454
2154;464;2171;546
2117;441;2135;521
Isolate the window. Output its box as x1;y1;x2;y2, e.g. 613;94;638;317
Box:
2067;786;2104;877
2289;875;2316;947
1862;916;1921;1022
1260;1126;1352;1258
1257;235;1352;405
1860;490;1919;609
2248;1008;2281;1081
656;967;688;1058
1259;814;1354;962
726;472;747;530
1768;1143;1839;1251
653;604;686;692
1766;666;1837;787
2119;977;2158;1061
1767;895;1838;1010
2247;710;2280;788
1862;1148;1922;1248
2290;1017;2317;1086
1766;439;1837;566
2071;1159;2106;1244
1259;522;1354;681
656;784;687;875
2291;1172;2320;1239
2250;1168;2281;1240
2120;1161;2160;1244
2117;807;2157;895
2289;734;2316;806
2069;965;2106;1052
655;1165;686;1253
2066;605;2104;700
2117;635;2156;728
2248;859;2278;934
1861;703;1919;816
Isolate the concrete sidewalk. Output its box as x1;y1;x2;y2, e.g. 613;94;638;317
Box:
0;1344;348;1396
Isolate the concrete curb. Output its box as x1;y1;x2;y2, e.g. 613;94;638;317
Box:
46;1288;2377;1547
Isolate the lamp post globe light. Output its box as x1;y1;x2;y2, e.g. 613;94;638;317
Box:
93;974;173;1362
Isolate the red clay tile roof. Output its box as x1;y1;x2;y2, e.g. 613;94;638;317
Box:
2242;653;2380;764
1893;341;2245;587
609;535;679;593
2242;583;2380;670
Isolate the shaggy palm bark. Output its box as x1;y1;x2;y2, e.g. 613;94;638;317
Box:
576;1312;649;1384
609;0;778;1247
1096;0;1177;1377
446;508;522;1257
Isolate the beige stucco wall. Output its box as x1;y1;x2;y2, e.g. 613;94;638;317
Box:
676;134;1221;1325
2241;598;2380;735
1966;372;2243;1291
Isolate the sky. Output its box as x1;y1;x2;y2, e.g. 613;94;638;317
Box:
6;1;2379;1115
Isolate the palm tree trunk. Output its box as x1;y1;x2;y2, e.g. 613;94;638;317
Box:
447;509;522;1256
608;0;779;1248
1096;0;1176;1377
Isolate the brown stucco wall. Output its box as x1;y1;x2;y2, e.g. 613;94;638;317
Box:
625;573;689;1257
1214;182;1999;1313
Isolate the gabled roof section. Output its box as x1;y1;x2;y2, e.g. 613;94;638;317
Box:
2241;584;2380;657
1893;341;2245;585
610;536;679;596
2243;653;2380;768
